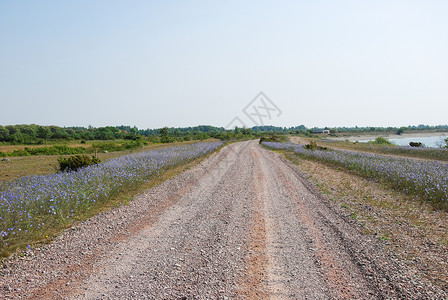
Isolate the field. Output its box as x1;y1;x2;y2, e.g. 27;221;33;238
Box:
0;141;223;256
317;139;448;161
262;141;448;210
0;139;219;182
289;135;448;161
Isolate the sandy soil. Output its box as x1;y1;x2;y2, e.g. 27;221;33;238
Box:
1;141;446;299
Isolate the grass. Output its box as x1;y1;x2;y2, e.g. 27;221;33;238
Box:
0;141;224;257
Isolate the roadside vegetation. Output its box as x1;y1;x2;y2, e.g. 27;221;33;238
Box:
262;139;448;288
293;158;448;290
0;142;223;257
262;141;448;211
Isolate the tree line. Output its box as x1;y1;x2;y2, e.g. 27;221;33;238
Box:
1;124;447;144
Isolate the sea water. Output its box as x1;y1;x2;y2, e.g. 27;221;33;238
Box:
361;135;447;148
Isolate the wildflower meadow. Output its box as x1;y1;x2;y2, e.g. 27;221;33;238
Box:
263;142;448;209
0;142;223;255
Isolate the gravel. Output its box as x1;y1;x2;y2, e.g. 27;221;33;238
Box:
1;141;446;299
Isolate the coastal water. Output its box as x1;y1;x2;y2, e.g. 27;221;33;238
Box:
361;135;447;148
389;136;447;147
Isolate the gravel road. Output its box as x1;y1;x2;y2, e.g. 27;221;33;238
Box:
1;141;446;299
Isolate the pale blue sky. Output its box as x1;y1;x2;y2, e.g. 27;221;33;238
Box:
1;1;447;129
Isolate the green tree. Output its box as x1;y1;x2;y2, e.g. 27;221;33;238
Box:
37;126;51;143
5;125;20;135
9;133;24;144
159;127;170;143
241;128;252;135
18;125;37;138
53;128;68;139
397;127;407;135
0;126;9;141
159;127;169;137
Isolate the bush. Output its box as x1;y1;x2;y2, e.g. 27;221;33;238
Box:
58;155;101;172
368;137;393;145
160;136;175;143
304;141;327;151
125;140;147;149
259;135;288;144
93;142;122;152
92;140;146;152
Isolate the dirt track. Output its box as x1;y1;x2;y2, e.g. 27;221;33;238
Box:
1;141;446;299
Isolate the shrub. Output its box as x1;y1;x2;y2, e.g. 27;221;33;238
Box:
124;140;147;149
304;141;327;151
92;140;146;152
368;137;393;145
58;154;101;172
93;142;122;152
160;136;175;143
259;135;288;144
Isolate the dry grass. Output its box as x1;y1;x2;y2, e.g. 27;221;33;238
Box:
286;154;448;290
